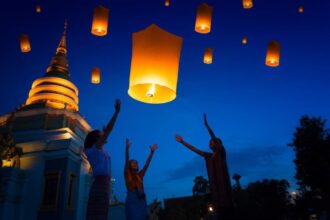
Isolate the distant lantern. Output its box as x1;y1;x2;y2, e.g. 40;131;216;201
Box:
242;36;248;45
91;5;109;36
298;5;304;13
195;3;213;34
203;48;213;64
242;0;253;9
128;24;183;104
165;0;170;7
265;41;281;67
91;67;101;84
36;5;41;13
20;34;31;53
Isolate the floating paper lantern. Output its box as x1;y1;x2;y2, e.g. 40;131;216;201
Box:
242;36;248;45
165;0;170;7
298;5;304;13
36;5;41;13
195;3;213;34
242;0;253;9
265;41;281;67
20;34;31;53
91;67;101;84
91;5;109;36
204;48;213;64
128;24;183;104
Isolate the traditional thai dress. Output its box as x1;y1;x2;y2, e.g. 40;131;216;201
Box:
125;171;149;220
85;145;111;220
204;145;233;211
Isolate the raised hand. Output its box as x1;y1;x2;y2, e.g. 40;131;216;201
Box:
115;99;121;113
175;134;184;143
126;138;131;149
150;144;157;153
203;113;208;125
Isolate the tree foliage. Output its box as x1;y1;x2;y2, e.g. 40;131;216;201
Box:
289;115;330;216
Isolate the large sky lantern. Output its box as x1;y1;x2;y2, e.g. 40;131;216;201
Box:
242;0;253;9
91;67;101;84
128;24;183;104
19;34;31;53
203;48;213;64
265;40;281;67
91;5;109;36
195;3;213;34
165;0;170;7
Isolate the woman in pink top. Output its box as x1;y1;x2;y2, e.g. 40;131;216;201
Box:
85;99;120;220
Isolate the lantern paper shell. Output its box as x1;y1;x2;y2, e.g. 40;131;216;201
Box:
242;0;253;9
242;36;248;45
195;3;213;34
204;48;213;64
299;5;304;13
265;41;281;67
91;67;101;84
20;34;31;53
91;5;109;36
36;5;41;13
128;24;183;104
165;0;170;7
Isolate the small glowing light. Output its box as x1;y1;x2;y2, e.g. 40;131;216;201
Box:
97;28;102;33
146;84;156;97
208;206;214;212
201;25;205;30
298;5;304;13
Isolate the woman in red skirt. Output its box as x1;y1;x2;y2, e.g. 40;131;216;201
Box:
84;99;120;220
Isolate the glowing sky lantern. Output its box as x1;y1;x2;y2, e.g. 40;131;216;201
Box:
299;5;304;13
242;36;248;45
204;48;213;64
165;0;170;7
91;5;109;36
265;41;281;67
128;24;183;104
20;34;31;53
195;3;213;34
242;0;253;9
91;67;101;84
36;5;41;13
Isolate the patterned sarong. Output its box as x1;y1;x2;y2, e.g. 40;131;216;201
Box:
87;176;110;220
125;189;149;220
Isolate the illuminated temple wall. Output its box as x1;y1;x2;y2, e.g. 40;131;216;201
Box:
0;107;92;220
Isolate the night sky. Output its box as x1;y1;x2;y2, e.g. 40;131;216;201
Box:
1;0;330;203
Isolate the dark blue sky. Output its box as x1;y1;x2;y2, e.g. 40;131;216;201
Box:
1;0;330;203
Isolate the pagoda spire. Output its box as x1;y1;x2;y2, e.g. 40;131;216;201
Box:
46;21;70;79
56;20;67;55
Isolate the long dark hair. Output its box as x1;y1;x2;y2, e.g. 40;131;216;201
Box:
84;130;101;149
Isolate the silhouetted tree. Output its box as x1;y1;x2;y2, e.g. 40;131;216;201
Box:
0;133;16;167
245;179;290;220
192;176;210;196
289;115;330;218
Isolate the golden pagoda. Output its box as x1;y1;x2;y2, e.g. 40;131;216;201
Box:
25;21;79;112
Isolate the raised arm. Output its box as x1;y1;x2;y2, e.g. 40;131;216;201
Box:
125;138;131;173
175;135;206;157
204;113;216;140
139;144;157;177
96;99;121;148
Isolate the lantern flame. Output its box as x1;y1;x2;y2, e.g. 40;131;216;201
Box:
146;84;156;97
